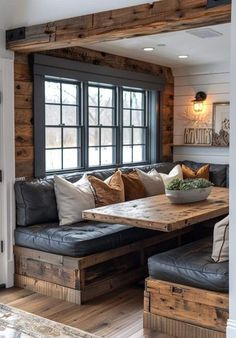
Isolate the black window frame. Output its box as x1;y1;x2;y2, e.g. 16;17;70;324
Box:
33;54;164;178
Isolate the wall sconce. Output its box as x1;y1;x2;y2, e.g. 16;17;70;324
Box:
192;91;207;113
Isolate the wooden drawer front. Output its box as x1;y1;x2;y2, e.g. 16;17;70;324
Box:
15;256;79;289
146;279;229;333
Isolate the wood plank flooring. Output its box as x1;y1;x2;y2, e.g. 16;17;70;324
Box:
0;285;173;338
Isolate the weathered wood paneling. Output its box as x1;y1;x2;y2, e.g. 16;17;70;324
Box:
15;47;174;178
7;0;231;52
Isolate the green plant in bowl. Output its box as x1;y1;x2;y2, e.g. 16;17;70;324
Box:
166;178;213;204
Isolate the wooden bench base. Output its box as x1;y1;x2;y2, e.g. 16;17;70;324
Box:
144;278;229;338
14;229;190;304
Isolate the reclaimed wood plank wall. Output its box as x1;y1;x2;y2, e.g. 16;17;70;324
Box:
15;47;174;178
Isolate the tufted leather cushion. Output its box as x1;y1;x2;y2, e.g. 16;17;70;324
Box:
148;237;228;292
15;221;158;257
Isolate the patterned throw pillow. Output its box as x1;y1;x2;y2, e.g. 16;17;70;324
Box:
212;215;229;263
182;164;210;180
88;170;125;207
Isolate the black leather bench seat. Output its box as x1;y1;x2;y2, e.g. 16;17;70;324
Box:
15;221;158;257
148;237;228;293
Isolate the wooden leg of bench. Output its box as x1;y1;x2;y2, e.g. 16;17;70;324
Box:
143;312;226;338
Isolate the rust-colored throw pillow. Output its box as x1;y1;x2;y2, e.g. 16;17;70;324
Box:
88;170;125;207
182;164;210;180
122;171;146;201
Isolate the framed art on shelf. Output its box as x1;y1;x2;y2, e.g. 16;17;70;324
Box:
212;102;230;147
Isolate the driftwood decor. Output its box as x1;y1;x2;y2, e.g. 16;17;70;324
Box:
212;102;230;147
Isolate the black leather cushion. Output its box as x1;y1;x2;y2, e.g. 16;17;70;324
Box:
15;180;59;226
177;160;228;187
148;237;228;292
15;168;116;226
15;221;159;257
14;163;174;226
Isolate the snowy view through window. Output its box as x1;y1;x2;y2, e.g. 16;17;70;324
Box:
45;80;147;172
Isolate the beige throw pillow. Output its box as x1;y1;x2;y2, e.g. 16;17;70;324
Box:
160;165;183;187
54;174;95;226
136;168;165;196
212;215;229;263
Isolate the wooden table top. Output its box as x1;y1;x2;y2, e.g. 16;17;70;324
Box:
82;187;229;232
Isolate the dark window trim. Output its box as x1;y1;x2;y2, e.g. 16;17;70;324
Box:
32;54;165;91
33;54;164;178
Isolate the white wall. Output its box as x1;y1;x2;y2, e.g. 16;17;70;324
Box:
227;1;236;337
173;63;230;164
0;29;15;287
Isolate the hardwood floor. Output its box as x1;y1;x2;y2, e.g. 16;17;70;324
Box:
0;284;173;338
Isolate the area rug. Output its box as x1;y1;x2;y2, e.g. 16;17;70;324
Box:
0;303;99;338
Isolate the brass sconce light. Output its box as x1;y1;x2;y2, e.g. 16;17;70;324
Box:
192;91;207;113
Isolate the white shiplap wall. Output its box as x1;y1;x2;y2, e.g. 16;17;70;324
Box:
173;63;230;164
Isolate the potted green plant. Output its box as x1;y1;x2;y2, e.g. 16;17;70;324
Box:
165;178;213;204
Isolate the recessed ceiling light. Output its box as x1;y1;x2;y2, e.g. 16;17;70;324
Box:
143;47;155;51
178;55;189;59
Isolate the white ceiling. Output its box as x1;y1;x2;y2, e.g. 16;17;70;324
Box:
0;0;159;29
85;23;230;68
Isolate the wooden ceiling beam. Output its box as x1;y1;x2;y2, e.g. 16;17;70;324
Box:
6;0;231;53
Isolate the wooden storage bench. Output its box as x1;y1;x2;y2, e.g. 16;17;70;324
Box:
14;229;186;304
144;278;229;338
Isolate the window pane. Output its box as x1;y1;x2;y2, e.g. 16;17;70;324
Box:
89;128;99;146
62;106;77;125
63;128;77;147
88;86;98;106
101;147;114;165
123;109;131;126
133;128;145;144
46;128;61;148
131;92;144;109
63;149;78;169
62;83;77;105
123;91;131;108
46;149;62;171
89;147;99;166
101;128;113;146
45;105;60;125
89;108;98;125
123;146;132;163
100;88;114;107
123;128;132;145
45;81;60;104
132;110;144;126
133;145;145;162
100;108;114;126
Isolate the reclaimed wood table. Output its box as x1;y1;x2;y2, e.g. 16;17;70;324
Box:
82;187;229;232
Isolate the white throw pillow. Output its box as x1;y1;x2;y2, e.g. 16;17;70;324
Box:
54;174;95;226
212;215;229;263
160;165;183;187
136;168;165;196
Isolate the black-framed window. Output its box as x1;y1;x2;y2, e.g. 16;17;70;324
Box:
45;79;82;172
33;54;164;177
88;84;117;167
122;89;147;164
